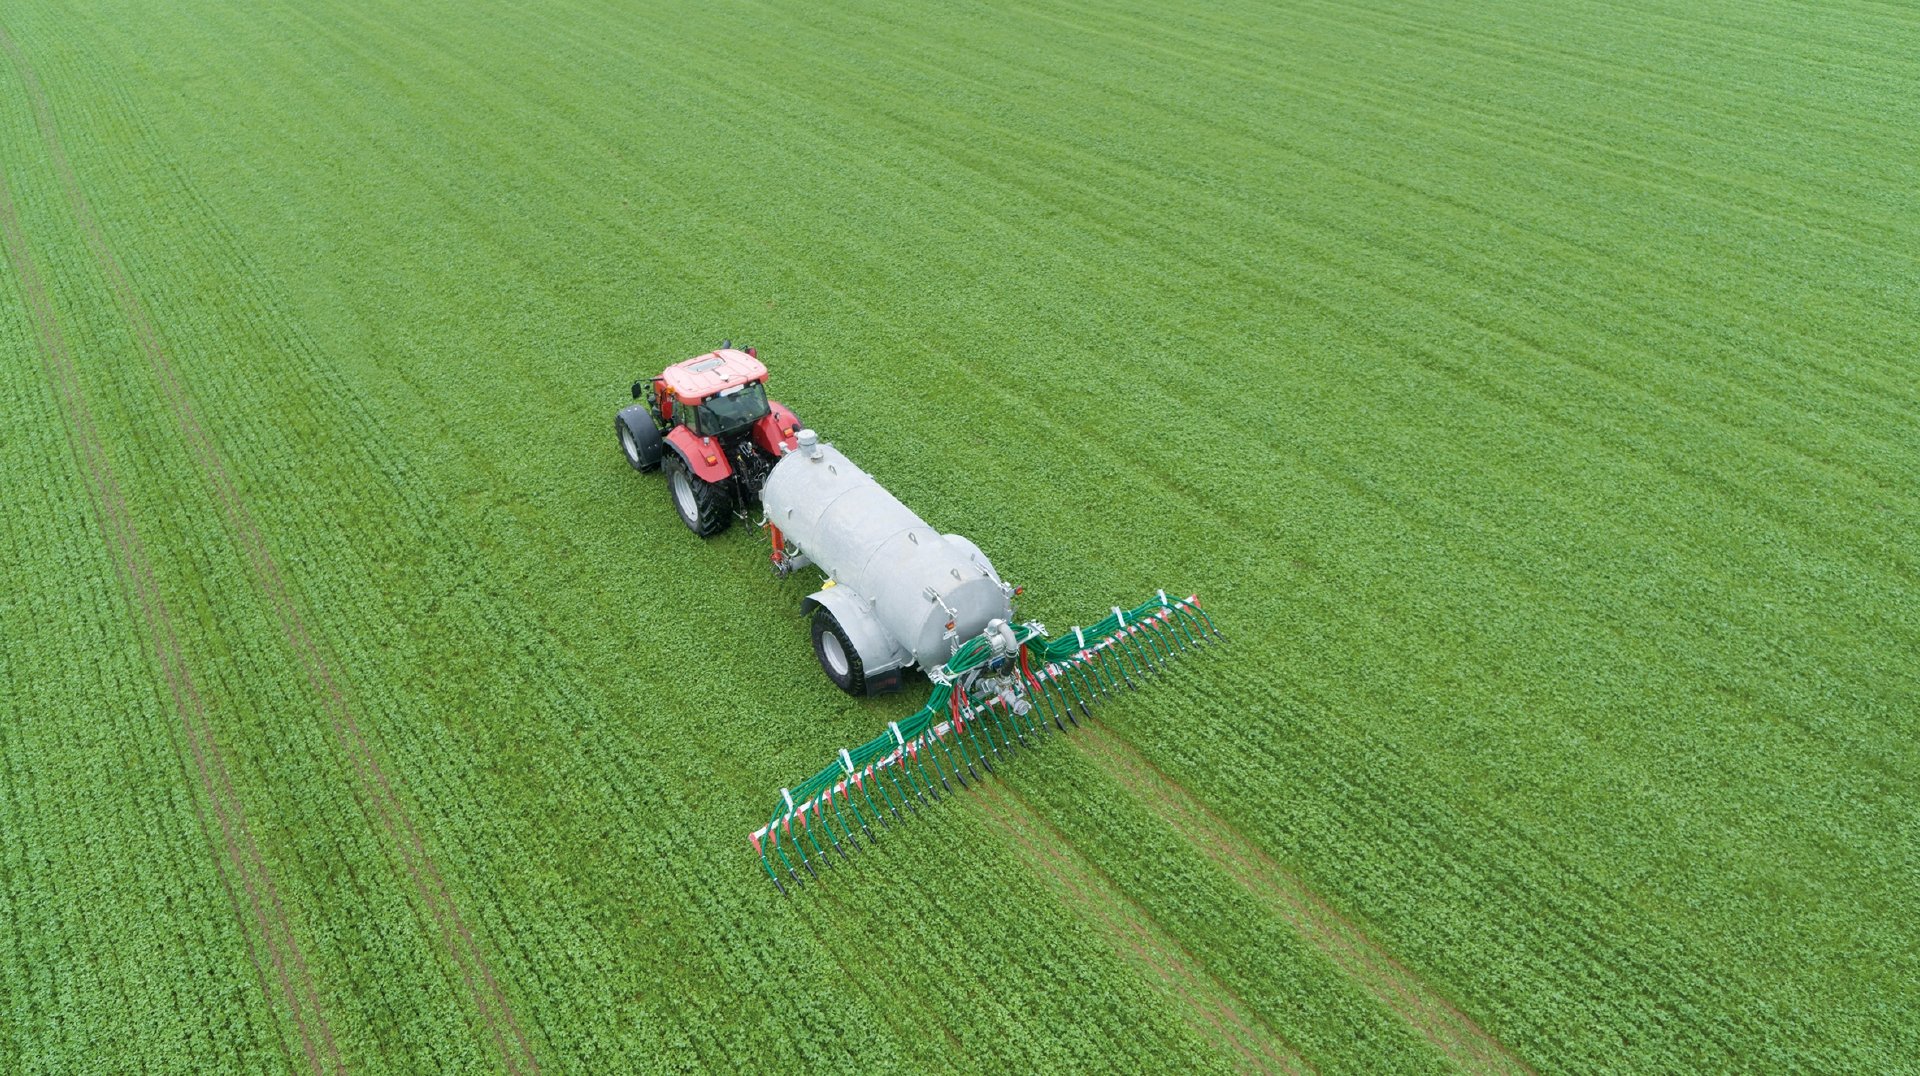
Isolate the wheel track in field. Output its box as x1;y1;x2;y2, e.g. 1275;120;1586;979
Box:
11;9;995;1065
1074;723;1534;1075
22;2;1858;1068
1168;654;1805;1068
0;158;340;1075
973;779;1311;1075
175;16;1598;1064
27;7;882;1064
214;16;1857;1067
251;0;1904;1060
573;0;1906;940
0;22;537;1075
1;22;861;1064
180;4;1336;1060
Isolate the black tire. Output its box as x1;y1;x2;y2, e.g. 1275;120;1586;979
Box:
615;406;665;472
811;608;868;696
665;453;733;536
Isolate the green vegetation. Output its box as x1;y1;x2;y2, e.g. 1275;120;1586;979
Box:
1;0;1914;1070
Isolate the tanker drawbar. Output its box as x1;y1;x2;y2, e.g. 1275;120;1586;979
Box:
612;346;1221;895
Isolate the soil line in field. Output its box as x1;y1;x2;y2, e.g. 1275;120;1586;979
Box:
0;22;535;1074
0;160;342;1075
1075;723;1534;1075
974;779;1311;1075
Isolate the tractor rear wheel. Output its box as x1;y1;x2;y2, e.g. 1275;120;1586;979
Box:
666;454;733;536
811;609;868;695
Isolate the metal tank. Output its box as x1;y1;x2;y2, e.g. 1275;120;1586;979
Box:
761;430;1012;680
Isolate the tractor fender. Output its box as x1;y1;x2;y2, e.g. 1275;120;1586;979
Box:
664;424;733;484
801;585;911;675
615;404;666;471
751;400;801;457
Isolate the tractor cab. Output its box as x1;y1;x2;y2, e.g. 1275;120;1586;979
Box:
655;348;769;430
683;381;771;437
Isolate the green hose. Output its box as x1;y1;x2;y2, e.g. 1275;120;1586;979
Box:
753;591;1217;893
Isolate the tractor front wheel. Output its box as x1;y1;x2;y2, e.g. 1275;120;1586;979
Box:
811;609;868;696
666;454;733;536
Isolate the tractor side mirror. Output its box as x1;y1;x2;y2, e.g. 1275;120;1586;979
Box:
632;380;647;399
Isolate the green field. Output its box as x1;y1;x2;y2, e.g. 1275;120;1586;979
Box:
2;0;1915;1070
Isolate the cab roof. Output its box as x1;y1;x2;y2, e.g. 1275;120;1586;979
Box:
659;349;768;403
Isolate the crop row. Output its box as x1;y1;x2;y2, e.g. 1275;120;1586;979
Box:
1;16;1301;1070
5;0;1913;1068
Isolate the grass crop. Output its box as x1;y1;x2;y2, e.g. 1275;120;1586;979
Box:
1;0;1914;1071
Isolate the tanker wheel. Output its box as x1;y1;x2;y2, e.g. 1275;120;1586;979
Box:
811;609;868;696
666;454;733;537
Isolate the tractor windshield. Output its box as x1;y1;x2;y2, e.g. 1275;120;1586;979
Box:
698;382;770;435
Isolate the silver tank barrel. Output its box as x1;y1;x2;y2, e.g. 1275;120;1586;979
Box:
762;434;1010;672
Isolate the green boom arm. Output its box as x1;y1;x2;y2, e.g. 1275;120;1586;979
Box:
750;591;1220;893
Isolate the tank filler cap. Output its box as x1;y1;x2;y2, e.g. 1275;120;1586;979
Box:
797;429;822;459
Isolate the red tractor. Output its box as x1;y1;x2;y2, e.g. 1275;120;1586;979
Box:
614;345;801;536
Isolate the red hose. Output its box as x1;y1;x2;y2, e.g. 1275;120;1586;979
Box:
1018;646;1045;693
